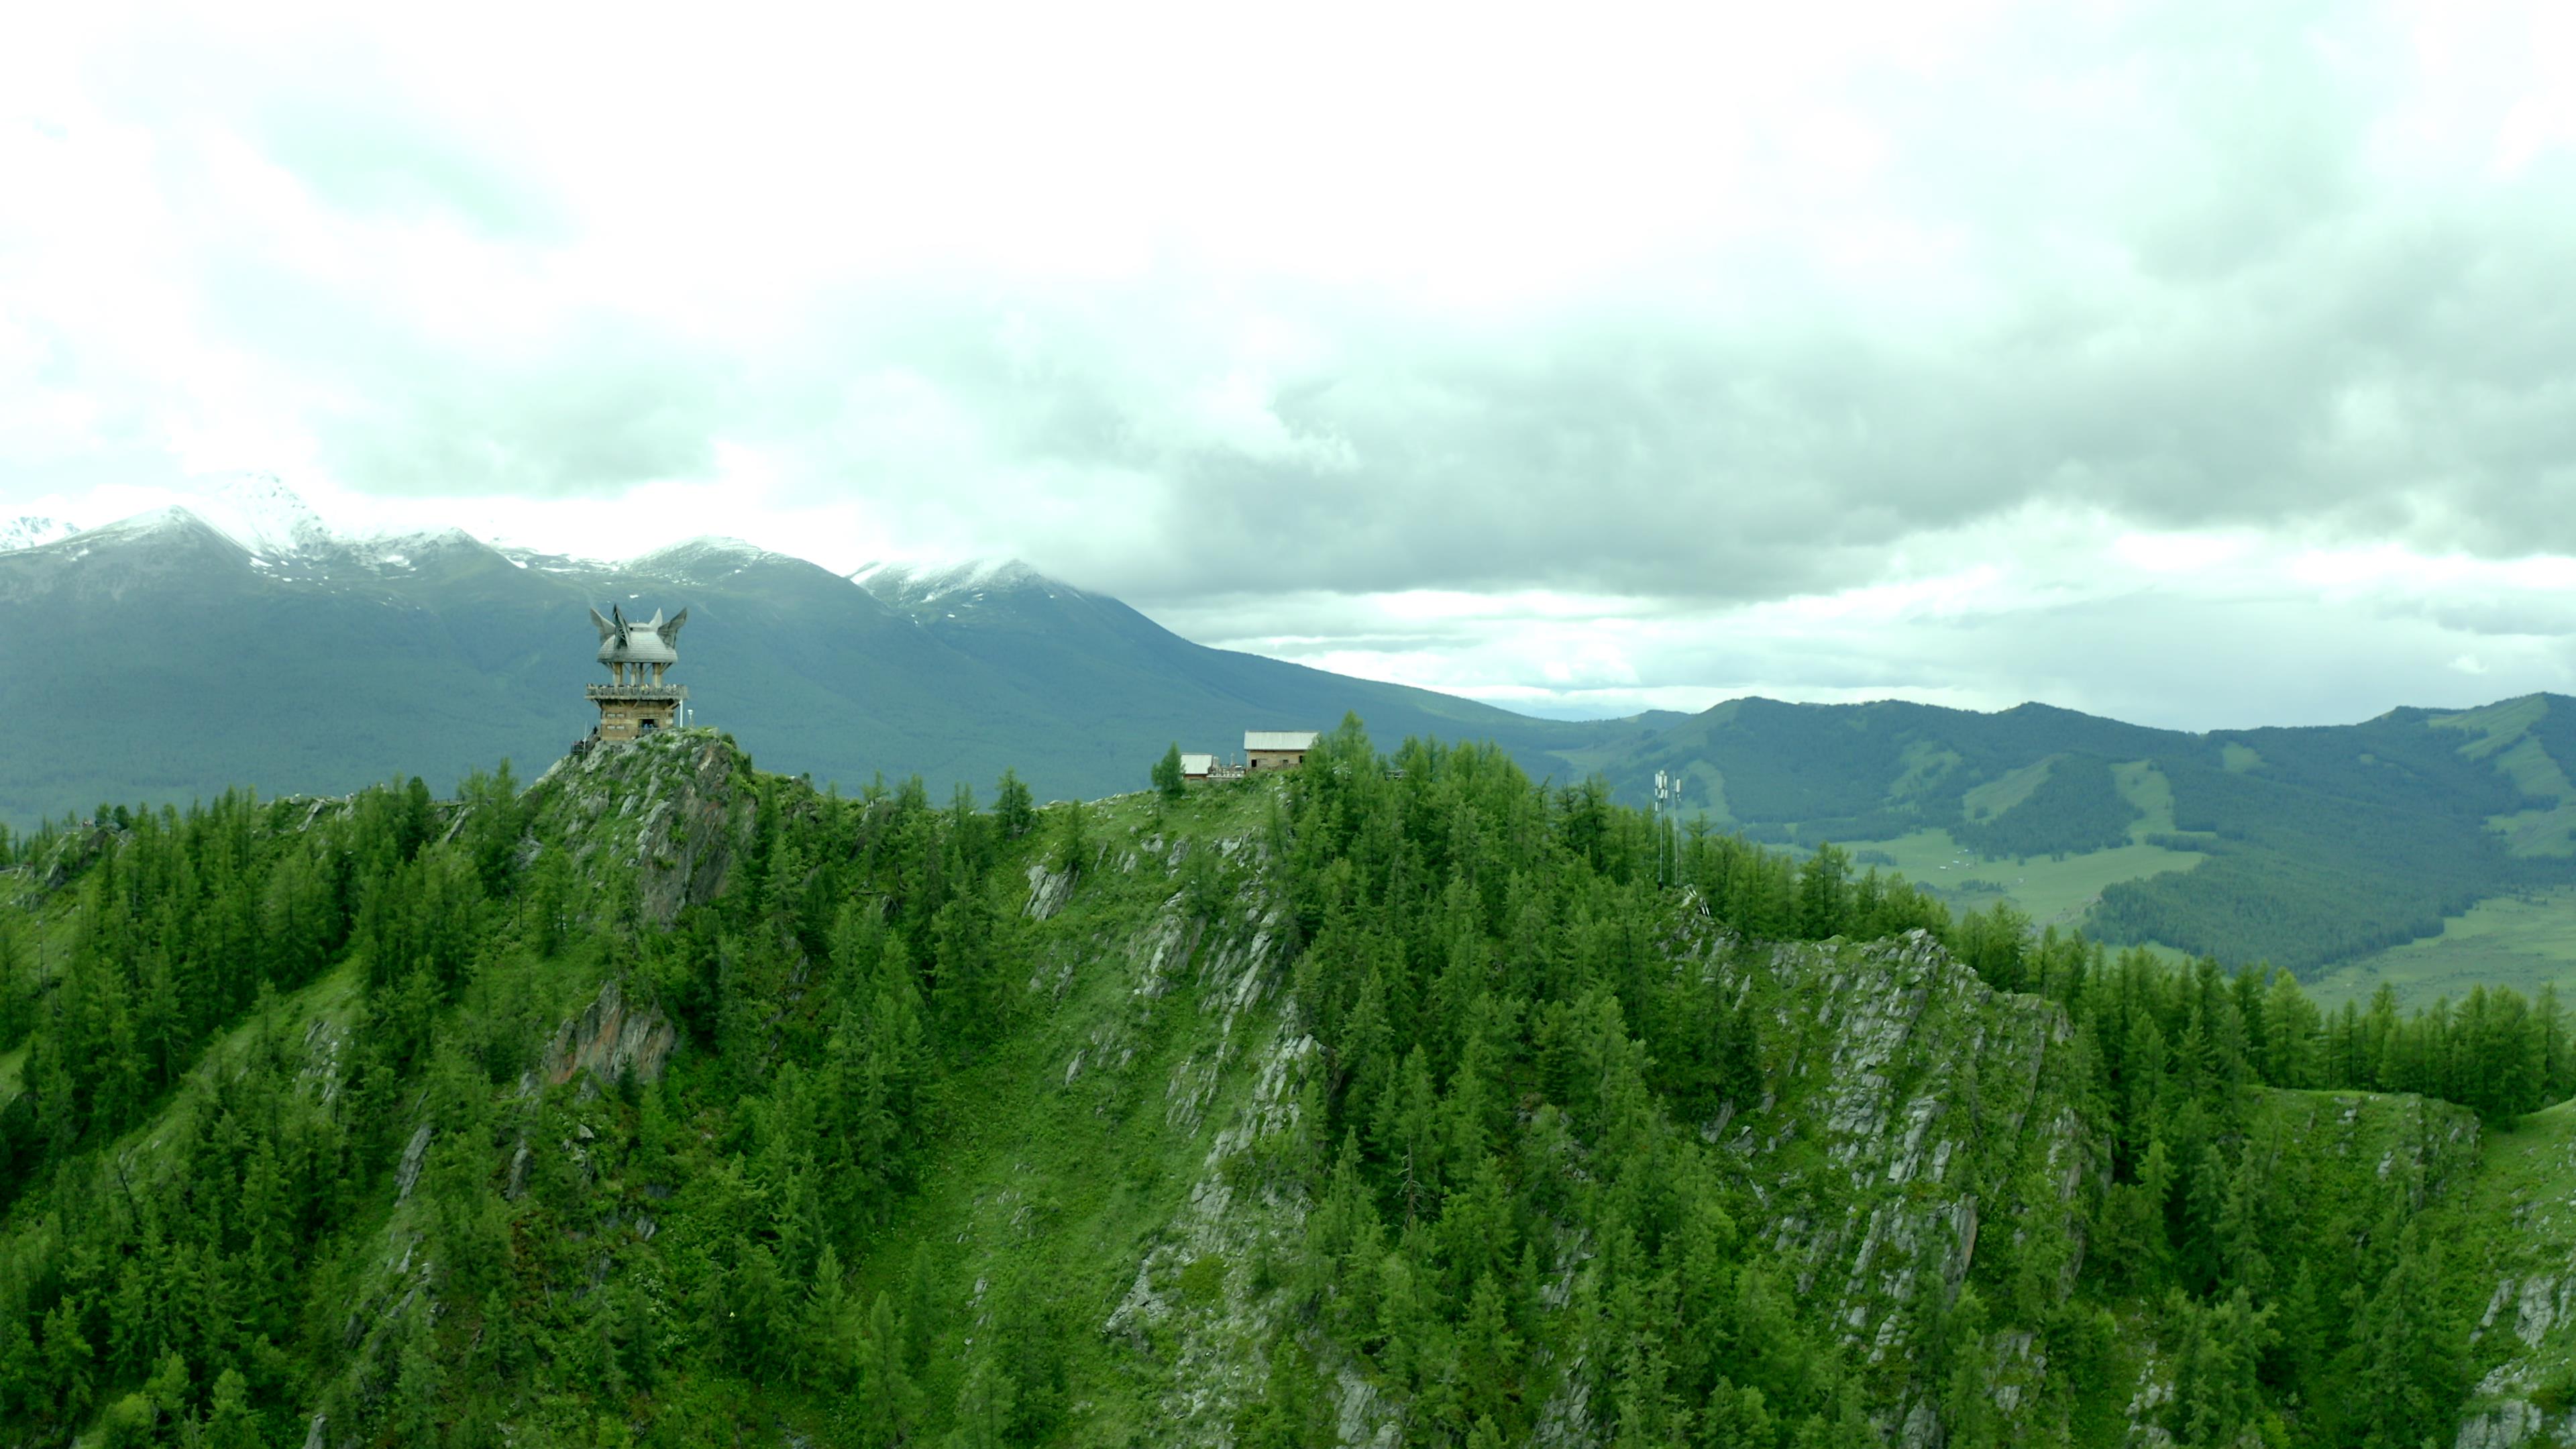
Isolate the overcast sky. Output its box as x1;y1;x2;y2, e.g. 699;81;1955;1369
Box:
4;1;2572;729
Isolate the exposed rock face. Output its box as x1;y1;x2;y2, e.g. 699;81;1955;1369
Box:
1092;859;1334;1447
1079;898;2096;1448
394;1124;433;1201
2458;1376;2575;1449
543;978;678;1087
2456;1102;2576;1447
1024;861;1075;920
13;820;117;897
532;729;758;928
1675;930;2491;1446
1713;929;2094;1436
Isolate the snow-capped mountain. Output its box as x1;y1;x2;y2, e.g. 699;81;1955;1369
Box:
629;537;777;586
197;472;338;558
0;515;78;553
21;476;511;580
851;557;1059;608
0;490;1625;831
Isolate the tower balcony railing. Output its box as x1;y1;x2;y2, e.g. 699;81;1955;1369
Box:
584;683;692;699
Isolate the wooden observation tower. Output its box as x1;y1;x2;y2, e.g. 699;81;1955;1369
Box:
586;604;689;742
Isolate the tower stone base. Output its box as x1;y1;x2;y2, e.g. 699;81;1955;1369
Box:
587;684;690;742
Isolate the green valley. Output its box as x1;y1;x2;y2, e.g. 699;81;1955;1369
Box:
2308;889;2576;1012
1836;825;2206;930
1593;694;2576;978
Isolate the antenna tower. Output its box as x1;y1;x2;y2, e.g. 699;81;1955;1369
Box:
1654;769;1673;885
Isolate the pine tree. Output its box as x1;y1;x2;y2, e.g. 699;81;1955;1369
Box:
1051;801;1089;878
994;769;1036;840
946;1353;1019;1449
205;1366;260;1449
2353;1224;2461;1448
849;1291;920;1446
41;1296;93;1424
800;1244;857;1389
729;1241;790;1375
1234;1333;1324;1448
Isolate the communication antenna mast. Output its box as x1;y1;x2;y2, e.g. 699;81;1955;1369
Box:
1653;769;1673;886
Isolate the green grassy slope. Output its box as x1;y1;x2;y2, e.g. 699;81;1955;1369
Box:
2308;888;2576;1012
1837;826;2206;929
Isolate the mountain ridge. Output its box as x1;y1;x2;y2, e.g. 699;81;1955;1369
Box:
0;490;1655;830
11;484;2575;978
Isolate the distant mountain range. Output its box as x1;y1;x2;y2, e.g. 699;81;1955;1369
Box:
0;482;1655;830
11;480;2576;975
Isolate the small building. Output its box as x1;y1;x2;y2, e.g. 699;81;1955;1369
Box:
1180;752;1216;782
1244;730;1320;772
585;604;691;742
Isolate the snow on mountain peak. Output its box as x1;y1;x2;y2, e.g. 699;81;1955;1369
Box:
643;536;767;562
0;516;78;553
343;525;488;570
87;505;225;539
200;473;337;557
851;557;1055;604
626;536;772;584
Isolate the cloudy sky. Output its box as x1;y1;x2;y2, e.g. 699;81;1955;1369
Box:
4;1;2572;730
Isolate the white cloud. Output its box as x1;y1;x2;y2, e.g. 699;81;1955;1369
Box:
5;0;2575;731
1165;502;2576;727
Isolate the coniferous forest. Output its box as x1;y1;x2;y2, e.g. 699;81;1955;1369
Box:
0;721;2571;1446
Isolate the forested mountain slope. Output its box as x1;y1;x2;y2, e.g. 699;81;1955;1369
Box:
0;725;2570;1446
1591;694;2576;974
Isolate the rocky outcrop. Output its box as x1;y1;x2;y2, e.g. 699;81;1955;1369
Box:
532;729;757;928
2459;1371;2576;1449
394;1124;433;1201
2455;1102;2576;1447
1024;861;1075;920
543;978;678;1087
1721;930;2091;1401
11;820;117;898
1097;884;1330;1446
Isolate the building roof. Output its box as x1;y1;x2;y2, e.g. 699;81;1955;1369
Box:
1179;753;1216;775
1244;730;1320;752
592;605;686;667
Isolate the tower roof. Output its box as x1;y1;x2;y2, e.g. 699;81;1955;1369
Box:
592;604;686;668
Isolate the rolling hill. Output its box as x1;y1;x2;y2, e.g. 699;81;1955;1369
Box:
1578;694;2576;974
